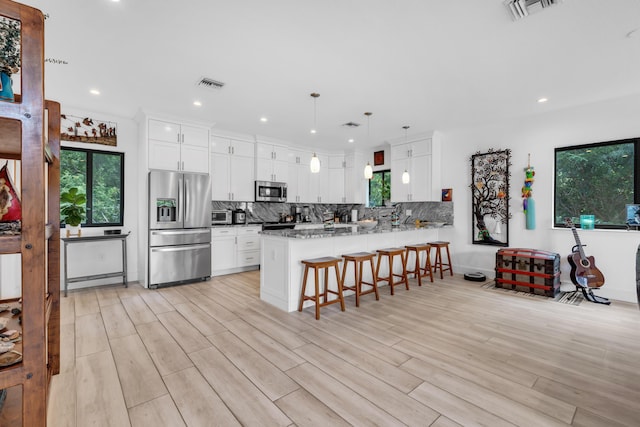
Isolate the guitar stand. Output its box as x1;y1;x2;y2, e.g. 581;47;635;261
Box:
575;283;611;305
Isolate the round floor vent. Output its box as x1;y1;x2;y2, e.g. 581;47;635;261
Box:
464;272;486;282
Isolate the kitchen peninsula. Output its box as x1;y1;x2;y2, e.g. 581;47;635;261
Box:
260;225;444;312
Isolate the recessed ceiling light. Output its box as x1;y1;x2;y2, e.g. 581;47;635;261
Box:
537;97;548;103
348;138;354;143
310;129;317;134
89;89;100;95
193;100;202;107
260;117;268;123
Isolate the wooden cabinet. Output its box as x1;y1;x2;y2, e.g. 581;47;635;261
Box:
391;138;432;202
210;136;254;201
0;2;60;424
211;226;261;276
255;142;288;182
148;119;209;173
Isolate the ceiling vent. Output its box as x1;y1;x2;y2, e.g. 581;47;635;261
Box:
342;122;361;128
196;77;225;89
504;0;561;20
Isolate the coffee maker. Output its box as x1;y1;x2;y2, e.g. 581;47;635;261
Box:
291;206;302;223
302;206;311;222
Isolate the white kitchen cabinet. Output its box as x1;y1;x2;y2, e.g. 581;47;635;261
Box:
287;149;311;203
256;142;289;182
148;119;209;173
308;153;329;203
328;155;346;203
390;138;432;202
211;228;236;273
211;226;261;276
344;152;366;204
210;136;255;201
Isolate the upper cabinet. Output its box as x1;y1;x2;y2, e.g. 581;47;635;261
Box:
210;136;255;201
390;138;432;202
255;142;288;182
287;149;311;203
344;152;367;204
328;154;346;203
148;119;209;173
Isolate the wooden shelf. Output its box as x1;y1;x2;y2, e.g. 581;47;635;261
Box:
0;2;61;424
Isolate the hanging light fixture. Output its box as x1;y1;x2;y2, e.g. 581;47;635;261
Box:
310;152;320;174
402;125;411;184
363;112;373;179
310;92;320;134
309;93;321;173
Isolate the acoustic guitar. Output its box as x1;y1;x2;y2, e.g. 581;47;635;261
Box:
565;218;605;288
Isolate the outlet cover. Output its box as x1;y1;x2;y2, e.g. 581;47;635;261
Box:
406;209;412;216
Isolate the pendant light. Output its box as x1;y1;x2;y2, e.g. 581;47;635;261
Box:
310;152;320;173
401;125;410;184
363;112;373;179
309;93;321;173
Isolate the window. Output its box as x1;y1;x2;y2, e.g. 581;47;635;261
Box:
61;147;124;226
368;170;391;207
554;138;638;229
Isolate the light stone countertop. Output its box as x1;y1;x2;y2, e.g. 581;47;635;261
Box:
260;224;448;239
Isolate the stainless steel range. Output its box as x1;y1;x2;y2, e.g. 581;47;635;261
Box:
148;170;212;288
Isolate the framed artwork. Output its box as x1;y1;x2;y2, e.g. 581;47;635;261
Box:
61;114;117;146
442;188;452;202
373;150;384;166
470;149;511;246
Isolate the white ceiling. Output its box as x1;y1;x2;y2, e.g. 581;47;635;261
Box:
19;0;640;150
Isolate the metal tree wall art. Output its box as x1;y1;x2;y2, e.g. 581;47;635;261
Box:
470;149;512;246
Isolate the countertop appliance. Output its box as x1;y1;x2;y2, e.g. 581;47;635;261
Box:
255;180;287;202
148;170;212;288
291;206;302;223
232;209;247;225
302;205;311;222
212;209;232;225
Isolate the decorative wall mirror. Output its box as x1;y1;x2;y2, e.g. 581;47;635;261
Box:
470;149;511;246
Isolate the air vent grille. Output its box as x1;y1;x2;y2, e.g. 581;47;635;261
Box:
504;0;560;20
342;122;361;128
197;77;225;89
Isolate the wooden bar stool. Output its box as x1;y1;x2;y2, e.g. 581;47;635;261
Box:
405;244;434;286
428;241;453;279
375;248;409;295
298;257;345;320
341;252;379;307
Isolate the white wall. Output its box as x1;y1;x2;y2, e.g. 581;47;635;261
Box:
439;93;640;303
60;107;140;291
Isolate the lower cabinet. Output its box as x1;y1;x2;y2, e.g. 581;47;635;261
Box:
211;226;261;276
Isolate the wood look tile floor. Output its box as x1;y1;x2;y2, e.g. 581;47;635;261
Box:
47;271;640;427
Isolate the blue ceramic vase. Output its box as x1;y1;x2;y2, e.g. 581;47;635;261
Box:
0;71;14;101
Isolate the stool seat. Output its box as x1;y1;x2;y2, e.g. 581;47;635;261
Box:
299;257;345;319
428;241;453;279
376;248;409;295
341;252;379;307
405;243;434;286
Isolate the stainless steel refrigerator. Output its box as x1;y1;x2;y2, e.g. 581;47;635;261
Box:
148;170;212;288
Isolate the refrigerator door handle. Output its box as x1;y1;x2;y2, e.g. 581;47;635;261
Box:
151;229;209;236
184;177;190;219
150;244;210;253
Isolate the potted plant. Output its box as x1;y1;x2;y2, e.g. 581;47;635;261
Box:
0;17;21;102
60;187;86;237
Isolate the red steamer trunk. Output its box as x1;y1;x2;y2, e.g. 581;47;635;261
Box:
495;248;561;297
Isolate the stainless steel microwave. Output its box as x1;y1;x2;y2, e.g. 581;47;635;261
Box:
211;210;232;225
255;181;287;202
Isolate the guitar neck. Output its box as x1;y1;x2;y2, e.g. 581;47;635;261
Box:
571;226;588;260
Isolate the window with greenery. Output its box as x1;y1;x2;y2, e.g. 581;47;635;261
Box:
61;147;124;226
554;138;638;228
368;170;391;207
